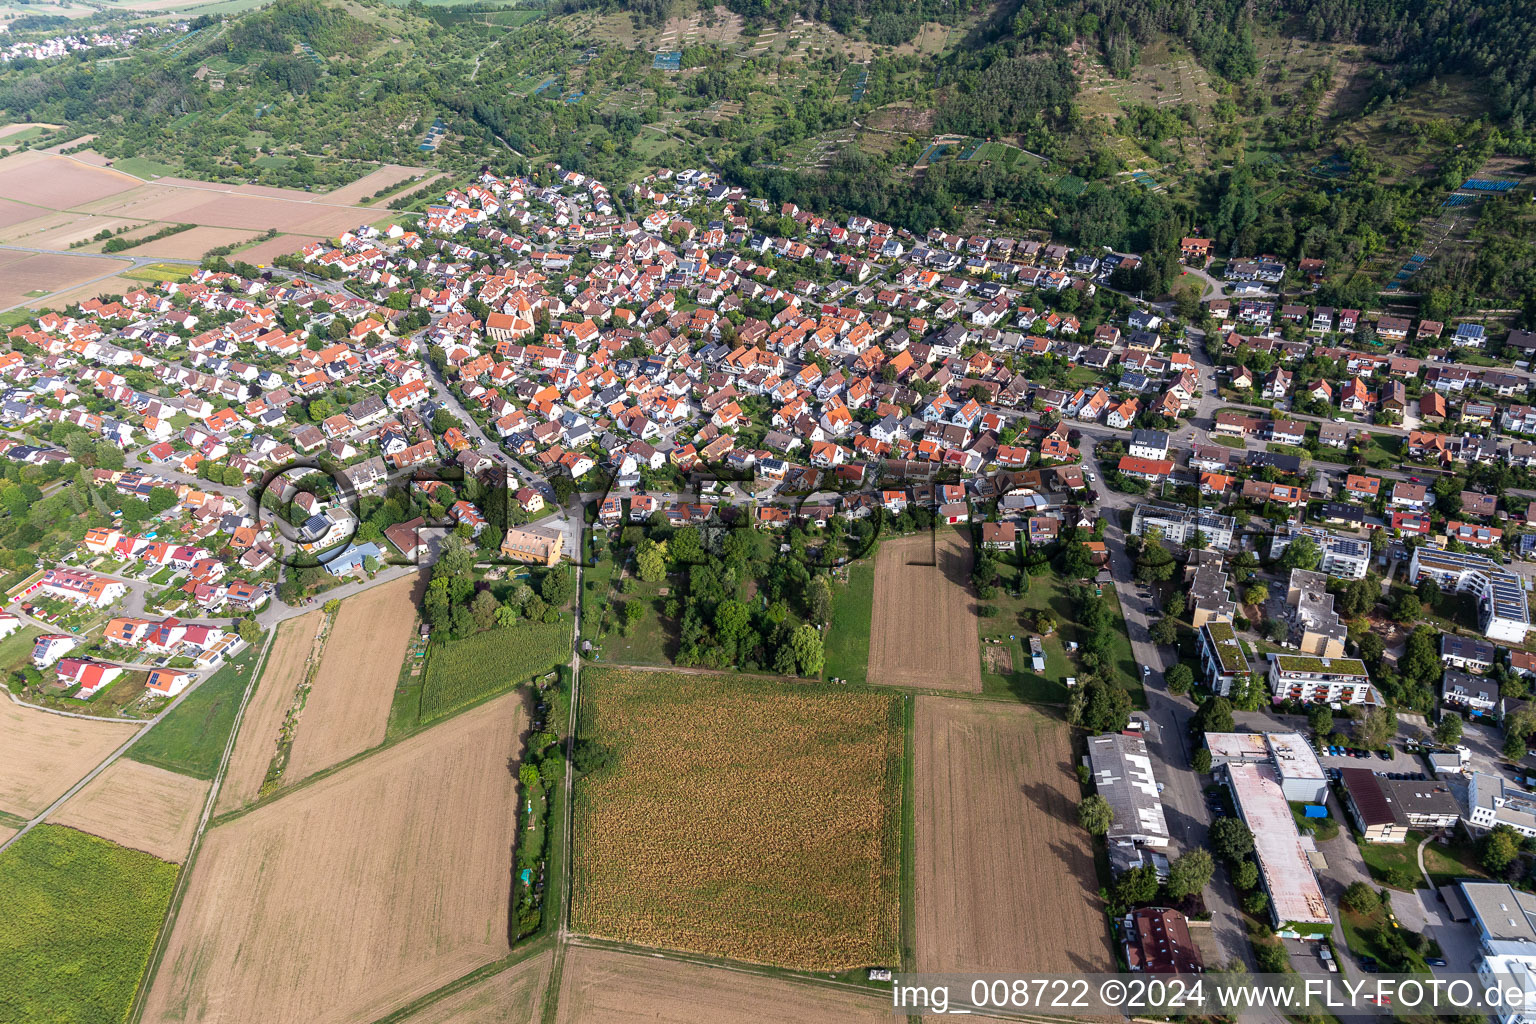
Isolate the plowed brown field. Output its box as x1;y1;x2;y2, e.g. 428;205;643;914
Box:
0;696;138;818
0;151;140;208
51;758;208;862
285;576;417;782
914;697;1112;973
215;611;322;814
400;951;551;1024
553;947;891;1024
868;532;981;691
143;692;525;1024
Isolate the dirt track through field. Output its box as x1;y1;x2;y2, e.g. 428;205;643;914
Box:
399;951;551;1024
0;696;138;818
868;532;981;691
143;692;525;1024
285;576;417;782
216;611;322;814
52;758;208;862
914;698;1112;973
553;946;892;1024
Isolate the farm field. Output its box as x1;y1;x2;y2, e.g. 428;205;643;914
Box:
125;225;255;258
913;697;1112;973
51;758;208;862
232;231;326;265
420;618;571;722
0;824;178;1024
0;249;128;308
284;575;418;782
0;150;142;208
127;641;263;780
143;691;526;1024
822;559;873;685
552;946;892;1024
571;667;902;970
323;163;439;204
868;531;981;691
215;612;321;814
0;693;138;818
397;950;552;1024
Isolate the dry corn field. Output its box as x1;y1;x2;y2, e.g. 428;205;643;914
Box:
571;668;902;970
914;697;1113;973
868;532;981;691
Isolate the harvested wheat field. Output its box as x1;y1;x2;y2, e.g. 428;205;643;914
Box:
0;697;138;818
914;697;1112;974
0;251;125;307
52;758;208;862
130;226;256;259
285;575;418;782
215;611;322;814
868;531;981;691
401;951;551;1024
572;668;901;970
323;164;438;205
0;197;48;230
0;151;140;208
143;692;525;1024
554;946;890;1024
234;232;325;266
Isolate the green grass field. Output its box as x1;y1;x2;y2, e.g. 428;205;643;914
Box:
598;576;674;666
0;824;178;1024
419;619;570;721
823;560;873;686
0;125;49;145
126;640;263;779
107;156;183;180
0;625;43;692
121;262;194;284
982;566;1144;707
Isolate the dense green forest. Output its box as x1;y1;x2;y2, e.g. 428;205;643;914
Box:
1290;0;1536;123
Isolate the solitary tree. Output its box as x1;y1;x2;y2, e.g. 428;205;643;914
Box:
1079;794;1113;835
1434;713;1464;747
1166;848;1215;900
1341;881;1380;914
1209;816;1255;862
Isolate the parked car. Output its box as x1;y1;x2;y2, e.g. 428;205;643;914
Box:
1427;958;1447;967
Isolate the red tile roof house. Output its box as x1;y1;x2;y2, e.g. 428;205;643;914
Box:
1118;456;1173;483
54;658;124;698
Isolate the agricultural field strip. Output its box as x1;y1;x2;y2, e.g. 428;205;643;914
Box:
141;693;524;1024
913;697;1113;974
284;575;417;782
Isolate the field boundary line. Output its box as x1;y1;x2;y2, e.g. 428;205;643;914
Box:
367;938;556;1024
563;935;892;998
207;639;546;827
127;625;279;1024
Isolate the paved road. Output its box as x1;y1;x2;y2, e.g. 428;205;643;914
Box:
1081;436;1253;970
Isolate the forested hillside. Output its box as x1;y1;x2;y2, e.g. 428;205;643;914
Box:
1;0;1533;316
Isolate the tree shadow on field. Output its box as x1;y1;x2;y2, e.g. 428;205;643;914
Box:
1022;780;1071;822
